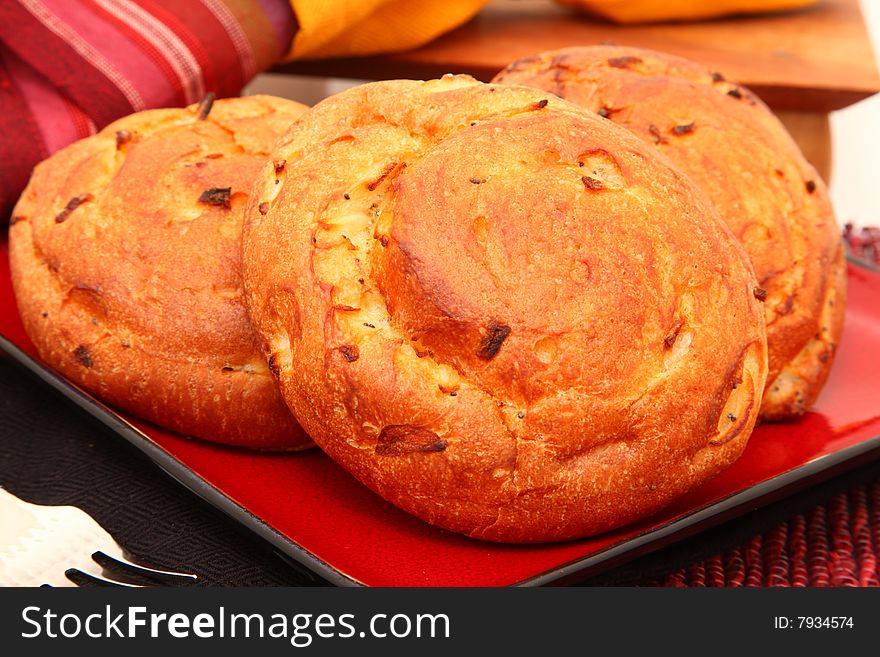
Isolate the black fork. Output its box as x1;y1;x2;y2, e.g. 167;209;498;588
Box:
57;551;198;587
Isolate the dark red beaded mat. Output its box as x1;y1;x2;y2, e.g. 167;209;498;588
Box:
645;480;880;587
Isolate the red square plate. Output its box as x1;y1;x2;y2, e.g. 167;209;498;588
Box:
2;237;879;586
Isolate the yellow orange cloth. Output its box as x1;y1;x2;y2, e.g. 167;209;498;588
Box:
555;0;819;24
286;0;489;60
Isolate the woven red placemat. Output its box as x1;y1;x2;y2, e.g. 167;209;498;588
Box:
643;481;880;587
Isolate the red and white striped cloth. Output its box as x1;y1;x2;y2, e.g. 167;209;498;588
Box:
0;0;298;219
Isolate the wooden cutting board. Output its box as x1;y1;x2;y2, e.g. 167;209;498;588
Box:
275;0;880;112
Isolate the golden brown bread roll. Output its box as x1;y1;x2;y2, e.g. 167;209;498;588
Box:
242;76;768;542
493;46;846;421
9;95;312;449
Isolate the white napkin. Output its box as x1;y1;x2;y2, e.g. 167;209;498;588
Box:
0;487;126;587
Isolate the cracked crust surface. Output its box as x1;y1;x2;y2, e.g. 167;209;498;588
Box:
243;77;768;542
9;95;312;449
494;46;846;420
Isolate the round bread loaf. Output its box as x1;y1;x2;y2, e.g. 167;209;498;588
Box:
494;46;846;421
9;95;312;449
242;76;768;542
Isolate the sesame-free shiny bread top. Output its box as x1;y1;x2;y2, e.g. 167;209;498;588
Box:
242;77;768;541
9;95;312;449
494;46;846;420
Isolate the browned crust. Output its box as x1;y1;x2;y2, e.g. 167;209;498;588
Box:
761;239;847;419
9;96;312;449
493;46;845;421
242;77;768;542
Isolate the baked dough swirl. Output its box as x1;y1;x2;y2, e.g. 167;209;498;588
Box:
494;46;846;421
243;77;768;541
10;96;311;449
